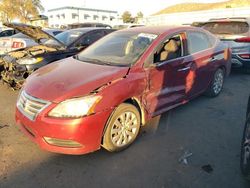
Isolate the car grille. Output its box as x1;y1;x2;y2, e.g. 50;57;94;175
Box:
17;91;50;121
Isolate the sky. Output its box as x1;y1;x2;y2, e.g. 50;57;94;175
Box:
41;0;227;16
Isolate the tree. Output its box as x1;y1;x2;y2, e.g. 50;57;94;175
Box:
137;11;143;19
0;0;19;23
32;0;44;12
122;11;132;23
17;0;44;23
0;0;44;23
135;11;144;23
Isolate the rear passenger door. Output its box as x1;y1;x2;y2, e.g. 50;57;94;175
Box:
186;31;215;98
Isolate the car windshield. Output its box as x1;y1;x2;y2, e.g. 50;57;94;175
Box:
44;30;87;47
77;32;158;66
113;25;130;30
202;21;249;35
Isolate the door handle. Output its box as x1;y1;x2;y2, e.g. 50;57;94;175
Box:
177;66;191;72
208;57;218;63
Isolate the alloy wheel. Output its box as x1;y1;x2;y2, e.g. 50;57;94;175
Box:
213;69;224;95
110;111;139;147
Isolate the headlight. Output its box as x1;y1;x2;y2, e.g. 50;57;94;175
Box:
48;95;102;118
17;57;43;65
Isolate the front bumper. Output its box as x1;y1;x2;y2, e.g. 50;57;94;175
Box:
1;61;30;89
15;107;113;155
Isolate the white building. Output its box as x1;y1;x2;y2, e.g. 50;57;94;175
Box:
48;6;118;28
143;7;250;26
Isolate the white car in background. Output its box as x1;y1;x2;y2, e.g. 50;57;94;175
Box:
0;28;62;55
0;28;18;37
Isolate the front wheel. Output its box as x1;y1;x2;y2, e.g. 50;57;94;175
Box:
205;68;225;97
102;103;141;152
241;115;250;180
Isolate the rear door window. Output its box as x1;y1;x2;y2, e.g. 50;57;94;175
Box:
187;31;211;54
202;22;249;35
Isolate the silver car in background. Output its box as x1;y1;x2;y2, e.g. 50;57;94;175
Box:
201;17;250;71
0;28;62;55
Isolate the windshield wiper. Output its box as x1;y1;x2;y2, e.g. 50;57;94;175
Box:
217;32;233;35
78;57;114;66
77;57;130;67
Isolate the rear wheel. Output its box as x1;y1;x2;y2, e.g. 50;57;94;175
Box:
205;68;225;97
102;103;141;152
241;114;250;180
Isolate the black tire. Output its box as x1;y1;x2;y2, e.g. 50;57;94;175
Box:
241;114;250;180
102;103;141;152
204;68;225;97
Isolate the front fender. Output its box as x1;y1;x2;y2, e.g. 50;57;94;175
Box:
94;70;148;120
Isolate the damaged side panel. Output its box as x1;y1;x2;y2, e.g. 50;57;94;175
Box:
92;69;150;125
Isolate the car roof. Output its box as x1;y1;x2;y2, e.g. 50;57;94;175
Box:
117;25;199;35
67;27;111;32
69;22;108;25
43;28;64;32
207;17;250;23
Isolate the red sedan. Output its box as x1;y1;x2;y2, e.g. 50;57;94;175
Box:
15;26;231;155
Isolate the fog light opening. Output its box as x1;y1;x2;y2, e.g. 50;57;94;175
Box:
44;137;82;148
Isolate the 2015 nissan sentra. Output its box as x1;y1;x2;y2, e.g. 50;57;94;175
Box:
15;26;231;155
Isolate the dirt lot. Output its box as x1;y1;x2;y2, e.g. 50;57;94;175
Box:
0;71;250;188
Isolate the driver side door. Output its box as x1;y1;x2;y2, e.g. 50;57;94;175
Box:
143;33;192;117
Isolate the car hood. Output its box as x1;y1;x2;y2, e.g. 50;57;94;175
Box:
24;57;129;103
4;23;65;48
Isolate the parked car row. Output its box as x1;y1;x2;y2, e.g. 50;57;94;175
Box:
0;23;115;89
0;28;63;55
195;17;250;72
60;22;145;30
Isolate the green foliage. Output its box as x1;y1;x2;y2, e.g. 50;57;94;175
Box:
135;11;143;23
122;11;133;23
122;11;144;24
0;0;44;23
137;11;143;19
0;0;18;23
